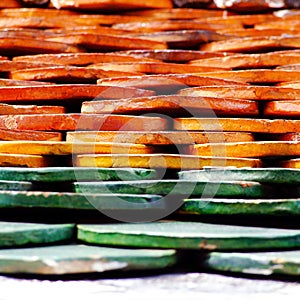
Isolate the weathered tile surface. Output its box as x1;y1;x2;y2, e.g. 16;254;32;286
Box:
77;221;300;250
205;251;300;276
0;244;177;274
178;168;300;184
74;180;271;198
0;167;156;182
0;222;74;247
181;198;300;217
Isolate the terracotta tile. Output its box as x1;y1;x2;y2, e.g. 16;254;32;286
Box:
0;8;78;17
189;70;300;84
274;10;300;18
277;64;300;70
201;36;300;53
214;0;285;10
117;50;234;62
0;114;169;131
264;100;300;117
0;0;21;8
218;29;300;38
127;30;229;48
124;8;233;19
59;14;170;26
179;85;300;100
276;133;300;142
255;20;300;30
0;141;155;155
189;51;300;69
50;0;173;10
10;66;143;83
0;17;80;29
0;28;50;40
66;131;254;144
276;81;300;88
200;14;276;27
44;26;129;37
74;153;262;169
81;95;259;117
13;53;160;66
0;37;85;56
0;85;154;102
280;159;300;168
97;74;246;91
174;117;300;134
0;104;65;115
0;79;53;86
0;154;53;167
46;34;168;51
0;129;62;141
56;14;171;26
112;14;276;32
112;20;243;33
88;62;230;74
187;142;300;158
0;60;58;72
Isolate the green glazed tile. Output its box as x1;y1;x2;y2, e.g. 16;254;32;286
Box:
0;244;176;274
178;168;300;185
0;180;32;191
0;222;74;247
0;167;156;182
205;251;300;276
0;191;162;210
77;221;300;250
74;180;272;198
181;198;300;216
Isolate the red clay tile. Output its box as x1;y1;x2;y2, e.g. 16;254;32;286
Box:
88;62;230;74
66;130;254;144
10;66;143;83
75;153;262;169
0;85;154;102
188;70;300;84
0;8;77;17
118;50;234;62
124;8;233;19
179;85;300;100
201;36;300;53
174;117;300;134
279;158;300;168
189;51;300;69
50;0;173;10
81;95;259;117
0;37;85;56
276;133;300;142
0;114;169;131
13;53;160;66
264;101;300;117
46;34;168;51
97;74;246;91
0;79;53;86
0;0;21;8
0;60;58;72
0;103;65;115
187;141;300;158
276;81;300;88
0;141;155;155
112;20;244;33
0;129;62;141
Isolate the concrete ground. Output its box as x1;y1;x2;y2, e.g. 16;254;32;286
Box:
0;272;299;300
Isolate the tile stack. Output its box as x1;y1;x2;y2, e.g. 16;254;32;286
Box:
0;0;300;279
